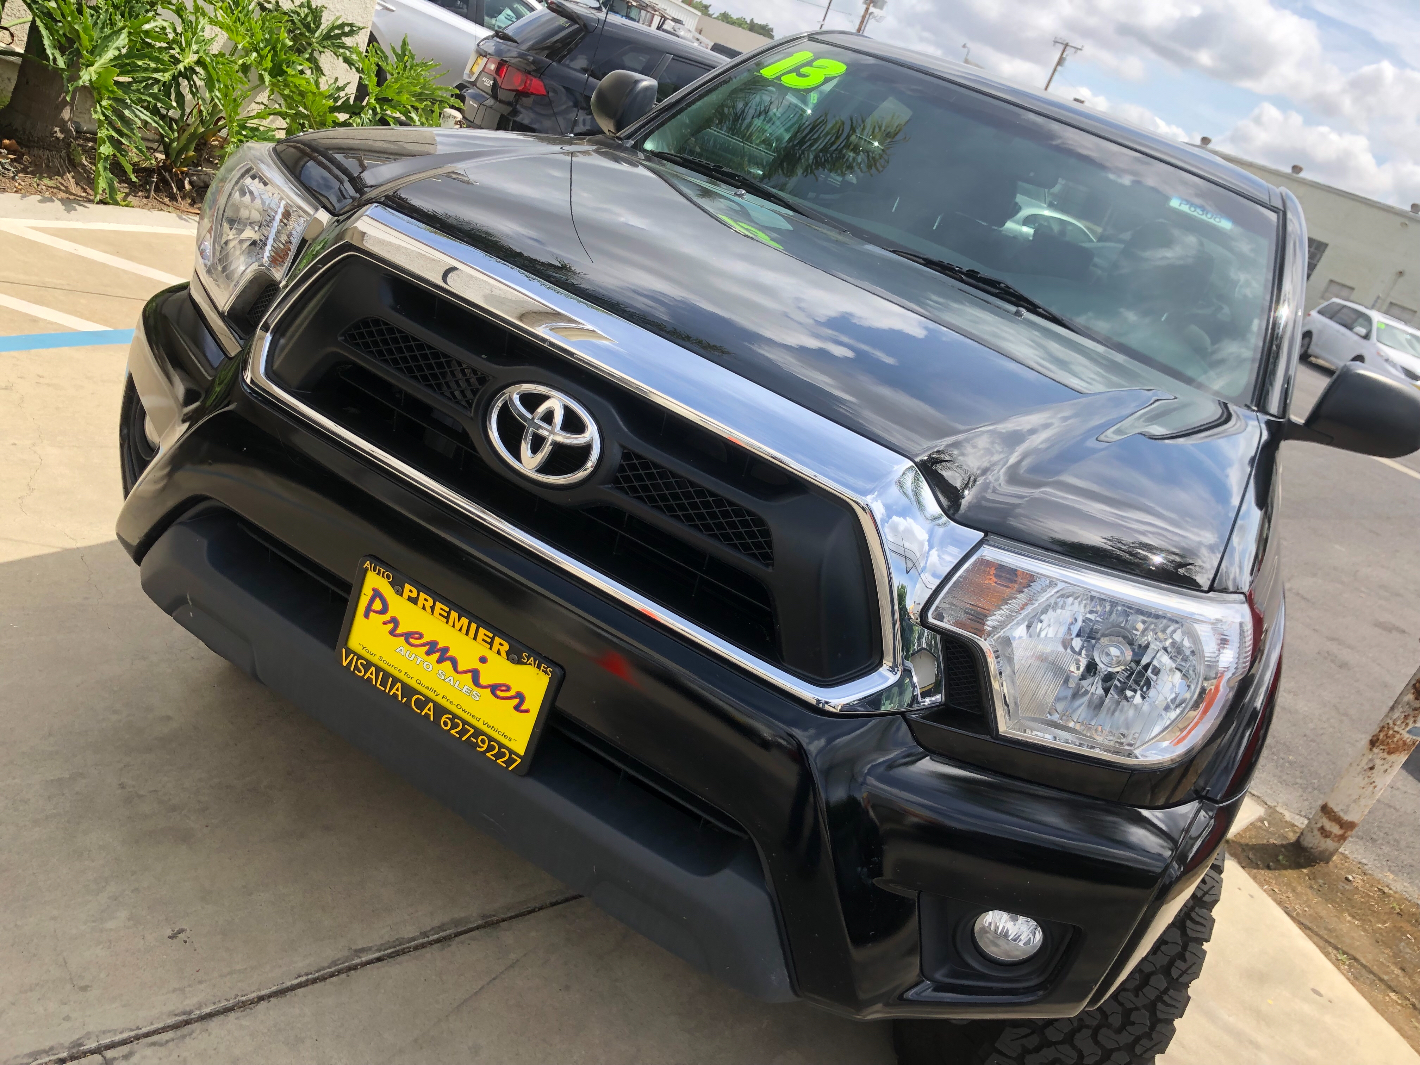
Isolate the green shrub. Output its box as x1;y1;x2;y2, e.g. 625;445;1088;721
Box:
23;0;457;203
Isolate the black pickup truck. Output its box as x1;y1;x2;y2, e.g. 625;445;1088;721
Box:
118;31;1420;1065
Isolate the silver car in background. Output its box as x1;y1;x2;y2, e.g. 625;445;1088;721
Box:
371;0;541;86
1301;297;1420;385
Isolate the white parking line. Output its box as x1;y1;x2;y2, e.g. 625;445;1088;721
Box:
0;221;185;285
1374;456;1420;481
0;291;108;331
17;221;197;234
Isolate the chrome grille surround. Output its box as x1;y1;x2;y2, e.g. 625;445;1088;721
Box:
241;206;985;712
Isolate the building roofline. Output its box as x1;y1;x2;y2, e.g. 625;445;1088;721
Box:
1207;147;1420;222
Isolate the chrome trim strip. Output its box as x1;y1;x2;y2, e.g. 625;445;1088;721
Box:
244;206;985;710
190;273;243;358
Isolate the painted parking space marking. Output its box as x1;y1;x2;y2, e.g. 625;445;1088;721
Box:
1374;456;1420;481
13;221;197;234
0;221;185;285
0;291;110;331
0;329;135;352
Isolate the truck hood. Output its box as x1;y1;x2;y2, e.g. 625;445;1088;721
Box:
280;129;1265;591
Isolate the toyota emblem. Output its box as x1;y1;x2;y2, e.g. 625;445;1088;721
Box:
486;384;602;486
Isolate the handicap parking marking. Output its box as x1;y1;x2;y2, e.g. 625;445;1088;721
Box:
0;329;135;352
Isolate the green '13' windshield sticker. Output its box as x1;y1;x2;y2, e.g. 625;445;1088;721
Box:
759;51;847;89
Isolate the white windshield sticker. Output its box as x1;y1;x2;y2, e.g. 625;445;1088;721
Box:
1169;196;1234;230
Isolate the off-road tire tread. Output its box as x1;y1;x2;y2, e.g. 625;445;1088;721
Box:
969;851;1225;1065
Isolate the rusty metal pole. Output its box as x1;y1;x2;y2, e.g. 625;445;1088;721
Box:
1298;663;1420;862
855;0;872;34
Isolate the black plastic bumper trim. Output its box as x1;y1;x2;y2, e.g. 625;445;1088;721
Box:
139;507;795;1003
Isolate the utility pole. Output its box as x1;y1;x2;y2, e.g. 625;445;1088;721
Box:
856;0;884;34
1043;37;1082;92
819;0;832;30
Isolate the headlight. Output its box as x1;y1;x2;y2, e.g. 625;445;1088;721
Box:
926;544;1252;766
195;144;314;315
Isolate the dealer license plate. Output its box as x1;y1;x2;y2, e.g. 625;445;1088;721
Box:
338;557;561;775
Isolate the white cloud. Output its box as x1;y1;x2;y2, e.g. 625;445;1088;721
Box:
1219;102;1420;206
1065;87;1191;142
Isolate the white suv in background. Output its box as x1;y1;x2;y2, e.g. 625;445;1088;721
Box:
371;0;540;86
1301;298;1420;384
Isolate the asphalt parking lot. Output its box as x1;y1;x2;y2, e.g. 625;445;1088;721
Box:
2;193;1418;1065
1258;363;1420;889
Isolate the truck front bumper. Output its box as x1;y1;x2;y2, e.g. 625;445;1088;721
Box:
117;286;1240;1021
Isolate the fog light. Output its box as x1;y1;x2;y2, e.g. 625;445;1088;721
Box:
972;910;1044;963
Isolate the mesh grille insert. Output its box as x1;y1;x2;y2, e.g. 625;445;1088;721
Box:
244;283;280;330
940;634;986;714
342;318;488;408
613;450;773;566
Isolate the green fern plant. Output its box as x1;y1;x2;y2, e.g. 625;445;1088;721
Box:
24;0;454;203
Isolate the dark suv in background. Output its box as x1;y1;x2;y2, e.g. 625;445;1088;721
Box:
460;0;722;135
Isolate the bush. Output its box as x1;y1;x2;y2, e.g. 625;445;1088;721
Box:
22;0;456;203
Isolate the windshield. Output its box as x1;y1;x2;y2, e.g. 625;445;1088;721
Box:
1377;321;1420;358
639;42;1280;404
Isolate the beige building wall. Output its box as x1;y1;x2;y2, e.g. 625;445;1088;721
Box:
693;18;774;55
1211;149;1420;323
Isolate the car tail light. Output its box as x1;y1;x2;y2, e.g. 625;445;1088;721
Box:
491;60;547;96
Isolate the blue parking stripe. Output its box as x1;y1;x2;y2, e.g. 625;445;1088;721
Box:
0;329;135;352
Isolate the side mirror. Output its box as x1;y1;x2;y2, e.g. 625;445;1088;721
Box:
1286;361;1420;457
1351;323;1369;337
590;70;658;135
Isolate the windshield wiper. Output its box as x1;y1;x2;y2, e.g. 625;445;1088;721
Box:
647;151;844;230
889;248;1082;334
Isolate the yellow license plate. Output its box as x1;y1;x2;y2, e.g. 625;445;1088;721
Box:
468;55;486;81
338;557;561;775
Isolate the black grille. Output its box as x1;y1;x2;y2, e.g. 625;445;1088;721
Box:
940;634;986;714
308;364;780;662
613;450;773;566
342;317;489;408
266;255;883;684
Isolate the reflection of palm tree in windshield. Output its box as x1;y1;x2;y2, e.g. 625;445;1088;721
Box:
688;86;908;185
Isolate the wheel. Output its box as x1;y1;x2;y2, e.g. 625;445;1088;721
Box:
893;852;1225;1065
119;375;158;496
1299;330;1312;356
1350;353;1365;363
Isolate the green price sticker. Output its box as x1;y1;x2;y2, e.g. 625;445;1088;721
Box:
759;51;847;90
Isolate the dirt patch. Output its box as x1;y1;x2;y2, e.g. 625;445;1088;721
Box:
1230;801;1420;1053
0;136;203;216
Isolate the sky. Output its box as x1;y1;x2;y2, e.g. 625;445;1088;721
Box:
705;0;1420;209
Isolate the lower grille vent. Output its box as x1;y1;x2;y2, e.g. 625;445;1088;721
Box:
614;451;773;566
940;634;986;714
342;317;488;408
243;283;281;331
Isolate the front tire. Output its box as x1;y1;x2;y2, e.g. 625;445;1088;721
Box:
894;853;1225;1065
119;375;158;497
